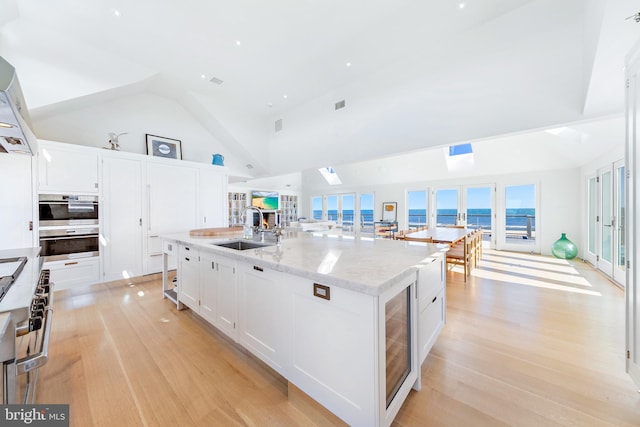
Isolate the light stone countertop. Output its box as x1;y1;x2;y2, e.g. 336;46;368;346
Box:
162;231;447;296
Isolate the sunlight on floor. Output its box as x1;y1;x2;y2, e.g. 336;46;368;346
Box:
469;250;602;296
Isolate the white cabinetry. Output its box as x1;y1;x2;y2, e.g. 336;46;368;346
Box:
237;264;286;374
177;245;237;338
286;277;378;425
45;257;101;291
101;155;143;281
38;141;99;194
417;256;446;365
199;167;227;228
145;161;198;274
178;245;199;310
0;153;35;249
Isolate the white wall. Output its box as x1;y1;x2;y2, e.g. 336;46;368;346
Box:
31;92;251;178
301;167;581;256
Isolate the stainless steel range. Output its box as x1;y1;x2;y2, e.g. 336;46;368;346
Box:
0;247;53;404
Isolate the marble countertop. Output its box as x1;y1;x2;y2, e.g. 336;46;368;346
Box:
162;231;447;296
0;247;42;315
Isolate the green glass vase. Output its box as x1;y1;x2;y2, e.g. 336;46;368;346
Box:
551;233;578;260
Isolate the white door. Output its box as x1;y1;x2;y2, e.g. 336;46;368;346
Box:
598;167;614;276
585;175;598;266
0;154;34;249
625;43;640;390
101;156;143;281
613;160;626;285
463;184;495;249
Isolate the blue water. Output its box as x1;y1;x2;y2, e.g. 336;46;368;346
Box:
312;208;535;231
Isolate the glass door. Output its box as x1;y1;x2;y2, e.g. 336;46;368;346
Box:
311;196;323;220
614;160;626;285
326;193;355;230
359;193;375;234
502;184;538;252
463;185;495;248
433;188;459;227
407;190;428;230
599;167;614;275
585;176;598;266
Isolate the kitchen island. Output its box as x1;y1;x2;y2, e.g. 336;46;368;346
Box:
161;231;446;426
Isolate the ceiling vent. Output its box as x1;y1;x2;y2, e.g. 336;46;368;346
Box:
335;100;346;110
275;119;283;132
209;76;224;85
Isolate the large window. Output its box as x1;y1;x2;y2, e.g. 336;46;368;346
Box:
407;190;427;229
360;193;374;233
435;188;458;226
504;184;536;244
311;196;323;220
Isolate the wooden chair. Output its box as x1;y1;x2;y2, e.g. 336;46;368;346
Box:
393;230;407;240
446;235;473;281
475;227;483;264
445;224;465;229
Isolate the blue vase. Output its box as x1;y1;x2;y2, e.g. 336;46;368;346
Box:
551;233;578;260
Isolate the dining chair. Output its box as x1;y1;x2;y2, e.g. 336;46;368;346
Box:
445;225;465;229
446;235;472;282
404;235;433;243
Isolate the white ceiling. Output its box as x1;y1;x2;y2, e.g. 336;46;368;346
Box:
1;0;639;180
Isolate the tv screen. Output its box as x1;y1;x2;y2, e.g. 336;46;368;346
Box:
251;191;279;210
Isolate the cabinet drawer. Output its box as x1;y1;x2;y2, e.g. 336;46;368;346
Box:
418;257;444;311
44;257;100;291
419;288;445;364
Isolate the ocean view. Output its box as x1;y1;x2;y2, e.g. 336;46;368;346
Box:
312;208;536;233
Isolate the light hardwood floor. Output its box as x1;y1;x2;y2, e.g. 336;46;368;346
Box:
36;250;640;426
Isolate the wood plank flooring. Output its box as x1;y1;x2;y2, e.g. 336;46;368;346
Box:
36;250;640;426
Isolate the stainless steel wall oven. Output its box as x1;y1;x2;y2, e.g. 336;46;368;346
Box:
38;195;99;261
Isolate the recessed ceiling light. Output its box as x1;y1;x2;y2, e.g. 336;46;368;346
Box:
236;40;241;46
346;62;352;67
200;74;206;79
267;102;273;108
283;94;288;99
458;3;465;9
113;9;121;16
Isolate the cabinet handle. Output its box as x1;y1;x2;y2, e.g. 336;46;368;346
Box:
185;257;190;261
64;261;78;266
184;247;190;251
253;266;263;272
432;296;437;303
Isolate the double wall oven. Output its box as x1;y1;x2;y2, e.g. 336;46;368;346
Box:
38;195;99;261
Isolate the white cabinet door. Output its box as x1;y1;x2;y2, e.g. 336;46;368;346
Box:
199;251;218;325
238;264;286;374
101;156;143;281
199;166;227;228
0;153;34;249
38;143;98;194
178;245;199;311
216;257;238;340
145;162;198;274
285;277;377;426
417;255;446;364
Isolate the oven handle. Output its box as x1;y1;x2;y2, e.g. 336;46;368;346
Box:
15;288;54;376
39;234;98;241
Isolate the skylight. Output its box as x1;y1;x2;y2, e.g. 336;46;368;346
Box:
318;167;342;185
444;143;474;171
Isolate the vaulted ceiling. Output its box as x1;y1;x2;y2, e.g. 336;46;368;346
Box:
0;0;638;180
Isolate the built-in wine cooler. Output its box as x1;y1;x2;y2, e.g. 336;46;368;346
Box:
385;286;411;408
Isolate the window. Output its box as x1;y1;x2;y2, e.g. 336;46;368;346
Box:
311;196;323;220
504;184;536;244
407;190;427;229
360;193;374;233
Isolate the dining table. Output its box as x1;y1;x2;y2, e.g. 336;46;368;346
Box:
403;227;470;245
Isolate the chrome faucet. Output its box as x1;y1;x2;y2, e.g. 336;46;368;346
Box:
242;205;264;241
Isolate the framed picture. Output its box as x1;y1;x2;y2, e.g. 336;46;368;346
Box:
146;134;182;160
382;202;397;221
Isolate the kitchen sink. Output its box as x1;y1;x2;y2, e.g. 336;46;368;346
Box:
212;240;272;251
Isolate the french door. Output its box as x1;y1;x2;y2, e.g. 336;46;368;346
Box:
432;185;495;247
590;162;626;286
326;193;355;229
